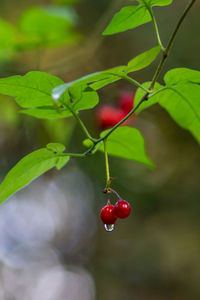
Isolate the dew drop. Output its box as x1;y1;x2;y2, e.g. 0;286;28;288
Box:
104;224;115;232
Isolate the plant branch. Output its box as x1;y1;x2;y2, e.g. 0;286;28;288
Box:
72;110;97;143
151;0;196;89
96;0;196;142
63;0;196;158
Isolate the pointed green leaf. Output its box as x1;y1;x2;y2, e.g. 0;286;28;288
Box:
103;0;173;36
134;68;200;143
0;144;69;203
84;127;154;167
103;4;151;36
127;45;160;73
0;71;63;108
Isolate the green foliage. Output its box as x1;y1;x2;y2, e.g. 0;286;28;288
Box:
135;68;200;143
0;144;69;203
0;72;99;119
0;0;198;205
0;72;62;108
103;0;173;35
84;127;154;167
52;46;161;100
19;6;78;48
0;19;18;61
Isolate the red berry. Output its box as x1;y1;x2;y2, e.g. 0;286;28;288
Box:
114;200;131;219
119;91;134;113
96;106;126;129
100;204;118;224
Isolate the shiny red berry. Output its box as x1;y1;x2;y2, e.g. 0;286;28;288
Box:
114;200;131;219
100;204;118;224
96;106;126;129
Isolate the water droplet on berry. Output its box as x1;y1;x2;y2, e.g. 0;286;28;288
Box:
104;224;115;232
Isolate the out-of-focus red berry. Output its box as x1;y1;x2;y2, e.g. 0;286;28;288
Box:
114;200;131;219
119;91;134;113
96;105;126;129
100;204;118;225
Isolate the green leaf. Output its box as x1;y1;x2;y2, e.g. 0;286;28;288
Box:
0;71;63;108
84;127;154;167
159;83;200;143
145;0;173;6
134;68;200;143
134;81;163;114
103;0;173;36
67;86;99;111
164;68;200;85
20;106;72;119
103;4;151;36
53;46;160;100
52;70;121;100
0;144;69;204
46;143;66;152
127;45;160;73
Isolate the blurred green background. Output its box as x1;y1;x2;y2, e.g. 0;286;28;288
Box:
0;0;200;299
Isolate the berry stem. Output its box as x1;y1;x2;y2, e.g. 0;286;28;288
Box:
104;139;111;189
107;188;121;200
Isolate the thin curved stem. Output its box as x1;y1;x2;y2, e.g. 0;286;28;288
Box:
72;111;97;142
120;74;150;93
148;6;165;51
106;72;149;92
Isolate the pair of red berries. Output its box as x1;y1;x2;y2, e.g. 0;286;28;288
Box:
96;91;135;129
100;199;131;231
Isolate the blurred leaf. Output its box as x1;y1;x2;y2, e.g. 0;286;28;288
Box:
135;68;200;143
103;0;173;35
18;6;78;48
84;127;154;167
0;71;63;108
0;144;69;204
0;19;18;61
0;95;19;125
44;118;75;144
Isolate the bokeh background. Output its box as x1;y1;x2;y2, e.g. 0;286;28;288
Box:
0;0;200;299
